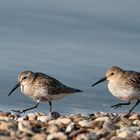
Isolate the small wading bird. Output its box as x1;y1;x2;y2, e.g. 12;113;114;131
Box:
8;71;82;114
92;66;140;116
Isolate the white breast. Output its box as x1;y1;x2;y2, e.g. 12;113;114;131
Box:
108;81;140;101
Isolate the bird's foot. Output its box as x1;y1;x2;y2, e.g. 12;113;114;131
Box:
12;109;25;115
111;104;122;109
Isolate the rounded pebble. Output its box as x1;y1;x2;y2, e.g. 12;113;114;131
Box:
47;132;67;140
37;115;52;122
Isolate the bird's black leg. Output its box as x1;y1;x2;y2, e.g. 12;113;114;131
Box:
12;101;40;115
111;101;131;109
128;99;140;115
49;101;52;112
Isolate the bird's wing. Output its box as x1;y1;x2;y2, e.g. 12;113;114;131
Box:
35;72;81;94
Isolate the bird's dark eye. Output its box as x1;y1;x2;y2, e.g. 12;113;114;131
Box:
111;73;114;75
23;76;27;80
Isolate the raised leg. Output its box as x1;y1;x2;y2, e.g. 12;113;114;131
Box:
12;101;40;115
111;101;131;109
49;101;52;112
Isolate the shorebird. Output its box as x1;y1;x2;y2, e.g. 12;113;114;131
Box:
92;66;140;115
8;71;82;114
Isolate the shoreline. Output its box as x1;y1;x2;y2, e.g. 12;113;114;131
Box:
0;111;140;140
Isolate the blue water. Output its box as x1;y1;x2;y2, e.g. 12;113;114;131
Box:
0;0;140;114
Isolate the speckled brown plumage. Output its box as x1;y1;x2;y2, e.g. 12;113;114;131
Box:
9;71;82;114
92;66;140;116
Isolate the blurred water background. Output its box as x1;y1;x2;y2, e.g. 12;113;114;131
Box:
0;0;140;114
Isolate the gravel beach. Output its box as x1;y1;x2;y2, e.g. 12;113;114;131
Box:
0;111;140;140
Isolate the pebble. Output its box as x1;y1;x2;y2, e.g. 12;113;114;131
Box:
55;118;71;125
17;116;28;121
32;133;46;140
37;115;52;122
66;122;75;132
18;120;32;133
0;121;17;131
0;116;13;121
78;120;89;127
27;113;37;120
103;121;116;132
133;120;140;126
95;116;111;123
47;124;59;133
47;132;67;140
117;129;134;138
0;112;11;116
75;132;97;140
80;112;90;118
136;131;140;138
88;120;103;129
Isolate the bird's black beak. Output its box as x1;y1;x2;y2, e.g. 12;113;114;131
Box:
8;82;20;96
92;77;106;87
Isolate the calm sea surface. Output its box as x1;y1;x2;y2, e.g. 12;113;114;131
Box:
0;0;140;114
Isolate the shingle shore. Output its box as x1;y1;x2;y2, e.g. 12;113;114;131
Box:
0;111;140;140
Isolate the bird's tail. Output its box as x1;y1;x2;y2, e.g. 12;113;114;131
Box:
65;87;82;93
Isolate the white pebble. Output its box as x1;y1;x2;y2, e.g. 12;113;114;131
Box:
37;115;52;122
47;132;67;140
55;118;71;125
66;122;75;132
78;120;89;127
95;116;110;123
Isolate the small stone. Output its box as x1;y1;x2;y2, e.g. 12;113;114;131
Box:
0;121;16;131
117;129;134;138
88;132;97;140
27;113;37;120
129;113;139;120
37;115;52;122
96;128;108;138
48;120;56;125
130;126;139;132
18;120;32;133
103;121;116;132
78;120;89;127
0;136;12;140
34;112;46;116
88;120;103;129
73;117;83;123
94;112;108;118
75;132;97;140
17;116;28;121
66;122;75;132
118;131;129;138
47;124;59;133
55;118;71;125
111;136;123;140
133;120;140;126
75;133;89;140
0;116;13;121
32;133;46;140
136;131;140;137
95;116;111;123
69;129;89;138
47;132;67;140
0;112;11;116
80;112;90;118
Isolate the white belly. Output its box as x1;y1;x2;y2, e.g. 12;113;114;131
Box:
108;82;140;101
21;85;72;102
